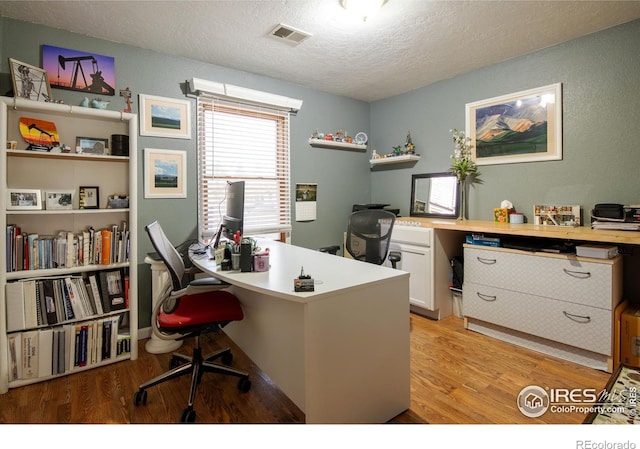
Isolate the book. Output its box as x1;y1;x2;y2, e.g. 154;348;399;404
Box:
8;333;22;381
99;271;111;313
57;327;66;374
87;273;104;315
21;330;39;378
52;328;60;375
59;278;76;321
106;270;126;311
100;229;112;265
38;327;54;377
5;281;26;332
64;278;85;319
102;319;112;361
66;231;75;268
42;279;58;325
82;230;90;266
35;280;46;326
23;280;38;329
27;233;38;270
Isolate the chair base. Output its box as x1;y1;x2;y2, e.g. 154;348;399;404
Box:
134;335;251;423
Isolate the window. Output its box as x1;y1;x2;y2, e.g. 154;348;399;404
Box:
197;97;291;242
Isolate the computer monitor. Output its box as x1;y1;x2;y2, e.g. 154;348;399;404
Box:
222;180;245;240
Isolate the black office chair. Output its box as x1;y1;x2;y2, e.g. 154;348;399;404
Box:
345;209;400;267
133;220;251;423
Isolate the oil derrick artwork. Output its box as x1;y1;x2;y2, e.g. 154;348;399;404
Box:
42;45;116;96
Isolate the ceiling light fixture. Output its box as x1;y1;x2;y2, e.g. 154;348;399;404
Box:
341;0;388;21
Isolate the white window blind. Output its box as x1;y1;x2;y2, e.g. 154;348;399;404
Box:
197;97;291;241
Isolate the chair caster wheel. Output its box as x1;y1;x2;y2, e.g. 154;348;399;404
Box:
238;376;251;393
180;407;196;423
133;390;147;406
221;351;233;365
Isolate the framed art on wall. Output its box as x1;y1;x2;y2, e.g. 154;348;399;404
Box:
139;94;191;139
144;148;187;198
9;58;52;102
41;45;116;96
466;83;562;166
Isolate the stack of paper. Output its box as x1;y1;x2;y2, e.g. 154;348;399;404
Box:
591;220;640;231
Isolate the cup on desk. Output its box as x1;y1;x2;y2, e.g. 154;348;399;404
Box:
231;253;241;270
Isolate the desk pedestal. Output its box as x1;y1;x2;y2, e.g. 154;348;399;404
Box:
144;256;183;354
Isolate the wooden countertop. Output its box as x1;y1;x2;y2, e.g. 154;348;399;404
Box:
395;218;640;245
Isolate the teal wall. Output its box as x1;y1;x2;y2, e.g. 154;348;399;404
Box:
0;17;370;328
370;19;640;221
2;16;640;328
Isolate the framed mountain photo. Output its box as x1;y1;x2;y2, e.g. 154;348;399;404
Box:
465;83;562;166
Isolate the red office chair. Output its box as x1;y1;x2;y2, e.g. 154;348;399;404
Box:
133;220;251;423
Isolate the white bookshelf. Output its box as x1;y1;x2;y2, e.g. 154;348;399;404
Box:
0;97;138;393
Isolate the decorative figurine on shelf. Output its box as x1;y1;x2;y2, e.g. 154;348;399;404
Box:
393;145;403;155
120;87;133;113
335;128;344;142
405;130;415;154
91;98;110;109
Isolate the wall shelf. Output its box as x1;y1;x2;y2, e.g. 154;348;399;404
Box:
369;154;420;167
308;138;367;151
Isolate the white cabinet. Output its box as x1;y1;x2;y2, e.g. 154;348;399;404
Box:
463;245;623;372
0;97;138;393
387;224;463;319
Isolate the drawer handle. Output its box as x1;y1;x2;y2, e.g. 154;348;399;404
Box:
563;268;591;279
477;257;497;265
562;311;591;324
476;292;497;302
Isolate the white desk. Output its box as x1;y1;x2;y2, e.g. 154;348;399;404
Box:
190;239;410;424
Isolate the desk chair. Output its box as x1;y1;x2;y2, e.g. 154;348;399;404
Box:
133;220;251;423
345;209;400;267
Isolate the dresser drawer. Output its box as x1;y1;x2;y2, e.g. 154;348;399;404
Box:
464;247;621;310
463;281;612;355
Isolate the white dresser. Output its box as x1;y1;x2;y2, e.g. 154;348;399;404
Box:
463;245;623;372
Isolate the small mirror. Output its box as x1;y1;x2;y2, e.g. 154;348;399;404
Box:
410;173;459;218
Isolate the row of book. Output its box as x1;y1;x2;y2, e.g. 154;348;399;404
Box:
5;270;128;333
5;222;130;272
8;317;131;381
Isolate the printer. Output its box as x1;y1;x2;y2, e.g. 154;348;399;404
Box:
352;203;400;216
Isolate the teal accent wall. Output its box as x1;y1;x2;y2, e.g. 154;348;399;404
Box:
0;17;370;328
2;16;639;328
370;19;640;221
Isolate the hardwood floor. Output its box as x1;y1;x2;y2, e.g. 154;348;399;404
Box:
0;313;610;424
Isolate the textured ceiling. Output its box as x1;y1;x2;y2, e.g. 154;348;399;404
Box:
1;0;640;102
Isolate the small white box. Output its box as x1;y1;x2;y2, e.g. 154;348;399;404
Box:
576;244;619;259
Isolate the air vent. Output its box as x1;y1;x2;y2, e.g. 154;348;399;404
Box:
269;23;311;45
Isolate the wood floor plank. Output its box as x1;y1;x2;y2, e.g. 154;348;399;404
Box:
0;313;611;424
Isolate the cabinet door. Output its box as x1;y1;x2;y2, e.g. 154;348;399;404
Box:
396;246;433;310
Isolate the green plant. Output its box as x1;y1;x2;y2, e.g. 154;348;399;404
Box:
449;128;479;182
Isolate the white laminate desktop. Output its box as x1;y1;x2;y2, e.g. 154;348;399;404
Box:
190;239;411;424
